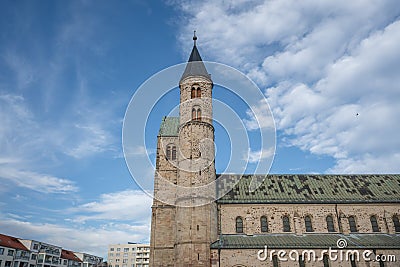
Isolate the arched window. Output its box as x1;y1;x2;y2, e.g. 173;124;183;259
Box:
348;216;357;232
171;146;176;160
378;255;385;267
370;216;379;232
323;254;329;267
236;217;243;233
299;255;305;267
192;108;196;120
272;255;279;267
393;215;400;232
305;215;313;232
283;215;291;232
326;215;335;232
192;107;201;121
191;85;201;98
197;108;201;121
166;146;171;160
260;216;268;232
166;145;176;160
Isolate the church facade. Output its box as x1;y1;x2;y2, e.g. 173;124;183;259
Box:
149;36;400;267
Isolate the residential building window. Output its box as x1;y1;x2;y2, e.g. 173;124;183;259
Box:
8;250;14;256
5;261;12;267
326;215;335;232
109;253;113;257
33;244;39;250
370;215;380;232
123;253;128;258
116;253;120;257
123;260;127;263
236;217;243;233
348;216;357;232
272;255;278;267
299;255;305;267
124;248;129;252
305;215;313;232
110;248;114;252
117;248;121;252
323;254;329;267
261;216;268;232
393;215;400;232
0;248;4;255
283;215;291;232
31;254;37;260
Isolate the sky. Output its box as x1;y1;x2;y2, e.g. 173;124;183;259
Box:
1;0;400;259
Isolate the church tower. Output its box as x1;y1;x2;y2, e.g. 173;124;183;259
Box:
149;33;217;266
174;32;217;266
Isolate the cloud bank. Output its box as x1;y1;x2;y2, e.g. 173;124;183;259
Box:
175;0;400;173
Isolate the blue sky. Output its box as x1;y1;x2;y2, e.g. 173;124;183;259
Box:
1;0;400;259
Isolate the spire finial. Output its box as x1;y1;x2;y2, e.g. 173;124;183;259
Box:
193;30;197;46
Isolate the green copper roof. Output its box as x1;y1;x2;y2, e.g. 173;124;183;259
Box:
210;234;400;249
158;116;179;137
216;174;400;204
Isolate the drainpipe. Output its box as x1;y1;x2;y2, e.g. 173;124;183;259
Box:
335;204;342;233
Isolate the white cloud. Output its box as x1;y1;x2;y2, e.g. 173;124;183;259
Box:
0;168;78;194
176;0;400;173
246;148;274;164
70;190;152;223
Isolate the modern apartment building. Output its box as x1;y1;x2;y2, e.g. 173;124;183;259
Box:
107;244;149;267
0;233;102;267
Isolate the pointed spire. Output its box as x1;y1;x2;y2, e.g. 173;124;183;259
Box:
180;32;211;82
